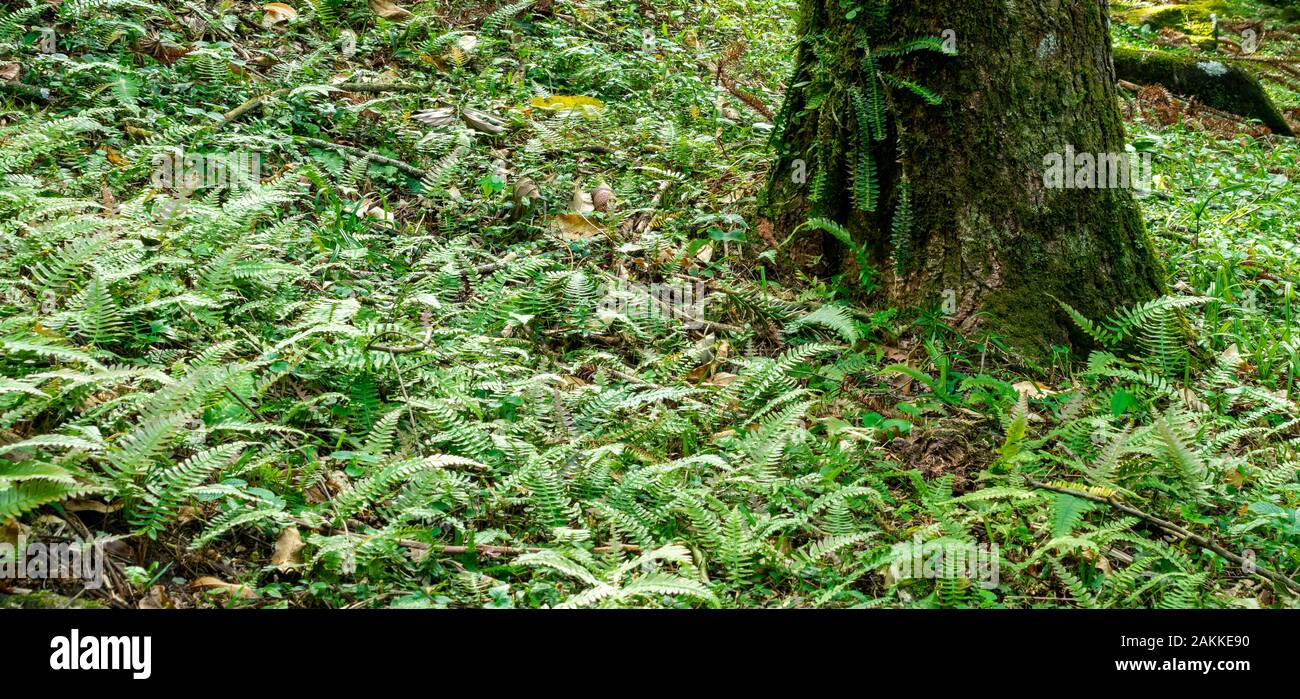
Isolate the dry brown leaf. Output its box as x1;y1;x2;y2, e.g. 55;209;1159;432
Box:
1;518;20;548
368;0;412;20
271;527;305;571
261;2;297;27
0;63;20;81
63;499;122;513
1012;380;1057;398
509;178;541;222
707;372;739;387
102;145;127;166
1178;388;1210;412
137;36;192;65
190;576;259;599
138;585;172;609
548;213;603;240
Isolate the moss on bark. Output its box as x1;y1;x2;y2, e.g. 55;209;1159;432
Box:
766;0;1167;359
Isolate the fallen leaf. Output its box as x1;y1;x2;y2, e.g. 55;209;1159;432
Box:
462;107;506;134
707;372;739;387
530;95;605;116
548;213;603;240
412;106;457;127
138;585;172;609
271;527;305;571
1178;388;1210;412
137;36;192;65
1012;380;1057;398
190;575;259;599
261;2;297;27
0;63;19;81
509;178;541;221
368;0;412;20
102;145;127;166
1;518;20;548
353;199;396;223
64;499;123;513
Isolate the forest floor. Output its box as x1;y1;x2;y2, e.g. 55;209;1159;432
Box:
1;0;1299;608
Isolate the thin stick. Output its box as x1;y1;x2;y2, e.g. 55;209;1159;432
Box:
293;136;428;180
222;88;289;124
0;80;51;101
332;82;427;93
221;83;423;125
1025;478;1300;596
286;515;641;557
404;541;641;556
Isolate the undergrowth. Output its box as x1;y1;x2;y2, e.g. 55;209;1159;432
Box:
0;0;1296;608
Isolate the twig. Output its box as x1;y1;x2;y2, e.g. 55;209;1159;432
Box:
648;290;744;334
619;179;674;237
365;327;433;355
0;80;51;102
285;515;641;557
388;349;417;430
293;136;428;181
221;83;424;125
607;367;651;385
470;251;519;275
221;88;289;124
1025;478;1300;596
225;387;269;423
331;82;427;93
401;541;641;556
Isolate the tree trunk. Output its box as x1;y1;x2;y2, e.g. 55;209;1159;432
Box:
765;0;1165;357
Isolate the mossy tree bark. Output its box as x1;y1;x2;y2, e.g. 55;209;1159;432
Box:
766;0;1166;357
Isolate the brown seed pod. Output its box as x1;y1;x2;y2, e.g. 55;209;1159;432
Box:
591;181;614;212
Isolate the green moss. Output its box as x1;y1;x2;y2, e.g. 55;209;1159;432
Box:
1113;48;1294;135
1121;2;1227;32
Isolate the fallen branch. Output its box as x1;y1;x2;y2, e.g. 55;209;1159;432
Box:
294;136;428;181
222;83;424;125
468;251;519;275
619;179;674;237
286;515;641;557
1025;478;1300;596
0;80;51;102
222;88;289;124
365;327;433;355
402;541;641;556
332;81;427;93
